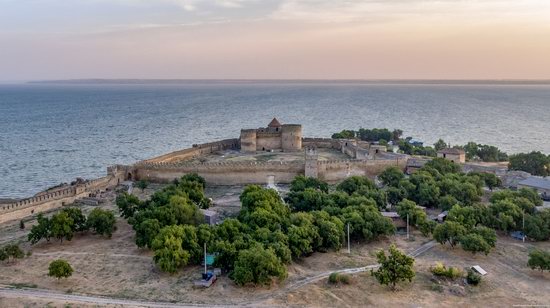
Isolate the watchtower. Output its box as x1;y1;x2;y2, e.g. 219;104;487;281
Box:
304;146;319;178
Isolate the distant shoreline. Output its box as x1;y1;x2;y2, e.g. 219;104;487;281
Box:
25;79;550;86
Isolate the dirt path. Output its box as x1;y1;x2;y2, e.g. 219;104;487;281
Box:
0;241;437;307
32;251;151;260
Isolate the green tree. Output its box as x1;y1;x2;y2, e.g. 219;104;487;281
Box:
311;211;344;252
3;244;24;262
136;179;149;192
151;225;190;273
371;244;415;290
424;157;461;175
232;243;287;286
0;248;6;262
290;175;329;193
48;259;73;280
509;151;550;176
61;207;88;232
460;233;491;255
524;213;550;241
433;139;448;151
336;176;376;195
50;212;74;243
28;214;51;244
433;221;467;248
379;166;405;188
135;218;161;248
287;212;321;258
116;193;142;219
527;249;550;273
87;208;117;237
471;226;497;248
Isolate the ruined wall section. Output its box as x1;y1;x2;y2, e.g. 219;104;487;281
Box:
255;132;282;151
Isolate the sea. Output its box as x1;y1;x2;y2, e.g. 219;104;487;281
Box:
1;81;549;198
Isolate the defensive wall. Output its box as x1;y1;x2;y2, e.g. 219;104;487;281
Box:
142;139;239;164
0;166;126;224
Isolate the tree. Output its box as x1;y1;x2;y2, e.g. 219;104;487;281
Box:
151;225;190;273
433;139;448;151
28;214;52;245
3;244;24;262
524;214;550;241
471;226;497;248
136;179;149;192
135;218;161;248
527;249;550;273
19;220;25;230
287;212;320;258
424;158;461;175
460;233;491;255
336;176;376;195
433;221;467;248
232;243;287;286
371;244;415;290
50;212;74;243
61;207;88;232
509;151;550;176
48;259;73;280
290;175;329;193
379;166;405;188
0;248;6;262
87;208;117;237
116;193;142;219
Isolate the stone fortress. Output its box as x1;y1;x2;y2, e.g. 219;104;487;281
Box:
0;118;415;223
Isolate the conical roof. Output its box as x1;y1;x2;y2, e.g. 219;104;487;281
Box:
267;118;282;127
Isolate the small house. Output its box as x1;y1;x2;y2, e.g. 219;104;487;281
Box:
437;148;466;164
201;209;219;225
381;212;406;228
517;177;550;199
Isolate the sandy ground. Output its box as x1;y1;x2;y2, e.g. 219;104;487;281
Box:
183;148;351;164
1;186;549;307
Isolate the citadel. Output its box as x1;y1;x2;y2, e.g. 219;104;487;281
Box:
1;118;489;223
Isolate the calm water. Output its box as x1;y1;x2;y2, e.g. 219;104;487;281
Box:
1;82;549;198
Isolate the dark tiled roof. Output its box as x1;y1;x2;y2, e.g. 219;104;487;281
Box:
518;177;550;190
268;118;282;127
438;148;465;155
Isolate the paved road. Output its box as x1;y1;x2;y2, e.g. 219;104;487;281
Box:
0;240;437;307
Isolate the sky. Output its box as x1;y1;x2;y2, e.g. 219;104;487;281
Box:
1;0;550;80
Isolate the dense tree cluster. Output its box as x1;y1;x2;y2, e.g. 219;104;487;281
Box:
508;151;550;176
462;142;508;162
28;207;116;244
527;249;550;273
331;128;402;143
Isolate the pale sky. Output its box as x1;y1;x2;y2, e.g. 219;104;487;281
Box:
1;0;550;80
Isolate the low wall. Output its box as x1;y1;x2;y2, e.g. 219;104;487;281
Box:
302;138;342;150
317;158;408;183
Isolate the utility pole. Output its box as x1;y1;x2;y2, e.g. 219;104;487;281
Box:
347;223;350;254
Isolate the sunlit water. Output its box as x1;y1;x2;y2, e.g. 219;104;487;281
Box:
1;82;549;198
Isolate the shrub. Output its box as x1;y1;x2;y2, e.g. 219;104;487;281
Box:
48;259;74;280
431;283;444;292
430;262;463;279
328;272;351;285
466;269;482;285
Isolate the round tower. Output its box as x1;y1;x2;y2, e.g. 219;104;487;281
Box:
281;124;302;152
240;129;257;153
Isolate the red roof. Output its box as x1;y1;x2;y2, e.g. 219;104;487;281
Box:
268;118;282;127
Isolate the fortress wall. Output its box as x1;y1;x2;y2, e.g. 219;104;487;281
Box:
134;161;305;185
302;138;342;150
143;139;239;163
0;170;122;224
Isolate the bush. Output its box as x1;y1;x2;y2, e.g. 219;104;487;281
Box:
431;283;444;292
466;269;482;285
48;259;74;280
430;262;463;279
328;272;351;285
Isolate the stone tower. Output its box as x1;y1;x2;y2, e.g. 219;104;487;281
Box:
240;129;257;153
281;124;302;152
304;146;319;178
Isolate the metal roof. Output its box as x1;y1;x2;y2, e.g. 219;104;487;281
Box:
518;177;550;190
